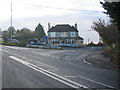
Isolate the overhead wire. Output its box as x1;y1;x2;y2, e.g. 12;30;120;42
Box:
12;1;103;13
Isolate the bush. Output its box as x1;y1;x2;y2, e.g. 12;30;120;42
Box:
18;40;27;47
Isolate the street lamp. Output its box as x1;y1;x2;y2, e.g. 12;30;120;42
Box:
11;2;13;41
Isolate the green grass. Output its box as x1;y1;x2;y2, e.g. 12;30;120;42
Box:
0;41;18;46
0;41;3;44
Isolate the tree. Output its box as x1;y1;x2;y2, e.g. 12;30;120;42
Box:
100;1;120;50
34;23;46;39
2;31;8;42
7;26;16;38
100;1;120;29
100;1;120;66
91;19;117;47
16;28;34;46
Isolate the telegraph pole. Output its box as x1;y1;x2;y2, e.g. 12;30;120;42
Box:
11;2;12;26
11;2;12;40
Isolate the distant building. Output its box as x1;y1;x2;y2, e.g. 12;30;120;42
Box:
47;24;84;46
0;28;2;41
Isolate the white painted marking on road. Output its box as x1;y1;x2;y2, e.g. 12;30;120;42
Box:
31;51;60;59
5;46;19;50
9;56;87;88
64;75;115;89
83;59;91;65
42;54;46;56
64;76;77;78
56;56;59;59
14;53;19;56
37;62;58;71
52;56;55;58
3;49;58;71
2;49;17;56
5;46;28;50
47;55;50;56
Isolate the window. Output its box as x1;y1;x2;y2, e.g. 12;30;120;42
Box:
68;32;71;37
70;32;76;37
64;32;67;37
61;32;64;37
80;40;83;43
61;32;67;37
56;32;60;37
50;32;56;37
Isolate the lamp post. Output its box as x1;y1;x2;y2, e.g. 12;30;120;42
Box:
10;2;13;41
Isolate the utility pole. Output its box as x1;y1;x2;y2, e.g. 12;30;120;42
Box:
11;2;12;27
11;2;12;41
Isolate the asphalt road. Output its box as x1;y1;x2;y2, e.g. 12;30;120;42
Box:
1;45;119;89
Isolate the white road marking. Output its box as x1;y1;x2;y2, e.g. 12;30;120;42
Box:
14;53;19;56
64;75;115;88
56;56;59;59
19;56;57;70
64;76;77;78
4;46;19;50
52;56;55;58
47;55;50;56
4;47;115;88
4;46;28;50
9;56;87;88
83;59;91;65
31;51;60;59
2;49;58;71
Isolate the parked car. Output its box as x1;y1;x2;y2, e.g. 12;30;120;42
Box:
27;38;40;47
40;43;50;46
27;38;51;48
59;44;77;47
7;39;19;44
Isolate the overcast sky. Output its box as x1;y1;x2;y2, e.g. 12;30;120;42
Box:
0;0;110;43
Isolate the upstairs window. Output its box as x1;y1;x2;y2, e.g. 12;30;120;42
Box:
70;32;76;37
50;32;56;37
60;32;67;37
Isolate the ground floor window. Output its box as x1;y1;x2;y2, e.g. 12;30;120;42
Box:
49;39;77;44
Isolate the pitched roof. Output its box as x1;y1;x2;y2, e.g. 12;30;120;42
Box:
78;36;84;40
48;24;78;32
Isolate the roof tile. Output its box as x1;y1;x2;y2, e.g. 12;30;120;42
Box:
48;24;78;32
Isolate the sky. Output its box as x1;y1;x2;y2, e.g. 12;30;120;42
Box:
0;0;110;44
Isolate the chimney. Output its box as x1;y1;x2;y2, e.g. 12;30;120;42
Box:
48;22;51;30
74;23;77;29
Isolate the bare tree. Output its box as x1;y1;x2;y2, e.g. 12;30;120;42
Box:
91;19;117;47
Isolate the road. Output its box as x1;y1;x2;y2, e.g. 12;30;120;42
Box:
1;45;119;89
